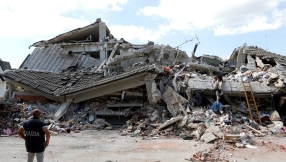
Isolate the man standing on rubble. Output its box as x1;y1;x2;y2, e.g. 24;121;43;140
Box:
17;109;50;162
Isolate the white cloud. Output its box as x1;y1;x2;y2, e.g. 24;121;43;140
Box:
109;25;163;42
0;0;128;38
139;0;286;36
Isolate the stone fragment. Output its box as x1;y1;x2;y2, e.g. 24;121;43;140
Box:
270;110;281;121
73;130;80;133
187;123;198;129
179;115;188;128
200;132;216;143
120;131;128;136
235;143;244;148
191;123;206;140
206;126;224;139
158;116;183;130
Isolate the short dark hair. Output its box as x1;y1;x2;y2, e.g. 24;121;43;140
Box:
32;109;41;117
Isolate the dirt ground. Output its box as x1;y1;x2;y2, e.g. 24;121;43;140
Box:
0;130;286;162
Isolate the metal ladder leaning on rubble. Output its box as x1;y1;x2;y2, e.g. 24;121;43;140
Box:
241;82;262;124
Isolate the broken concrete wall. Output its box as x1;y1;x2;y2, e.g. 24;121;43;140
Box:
246;55;256;70
200;54;222;66
31;18;110;47
156;45;189;65
162;85;188;116
236;43;247;68
188;78;277;96
106;45;157;66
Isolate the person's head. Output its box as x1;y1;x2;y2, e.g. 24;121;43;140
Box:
32;109;42;118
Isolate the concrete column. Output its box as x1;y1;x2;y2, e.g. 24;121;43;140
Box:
99;22;107;61
144;73;158;105
99;22;106;41
100;51;106;61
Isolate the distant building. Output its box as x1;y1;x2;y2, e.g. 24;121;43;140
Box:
0;59;11;98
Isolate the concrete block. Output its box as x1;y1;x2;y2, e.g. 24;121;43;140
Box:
206;126;224;139
200;132;217;143
235;143;244;148
187;123;198;129
200;54;222;66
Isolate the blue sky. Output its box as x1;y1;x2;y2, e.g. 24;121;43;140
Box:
1;0;286;68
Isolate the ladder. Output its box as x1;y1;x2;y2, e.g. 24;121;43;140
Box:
241;82;262;124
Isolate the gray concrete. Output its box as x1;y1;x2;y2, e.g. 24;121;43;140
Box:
236;43;247;68
162;85;188;116
246;55;256;70
53;102;71;121
70;72;156;103
188;78;277;95
99;22;107;61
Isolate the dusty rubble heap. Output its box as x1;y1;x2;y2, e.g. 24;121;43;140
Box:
1;20;286;159
0;102;114;135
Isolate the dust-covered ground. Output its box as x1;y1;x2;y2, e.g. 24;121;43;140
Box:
0;130;286;162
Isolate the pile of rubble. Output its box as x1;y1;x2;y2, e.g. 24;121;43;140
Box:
1;20;286;160
48;103;113;134
0;101;114;135
117;101;286;139
2;89;285;139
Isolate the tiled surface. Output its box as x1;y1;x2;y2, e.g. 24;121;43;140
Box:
246;46;286;65
4;64;156;96
20;45;99;72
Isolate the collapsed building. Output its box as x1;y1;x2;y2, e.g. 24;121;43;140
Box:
1;19;286;150
2;18;192;120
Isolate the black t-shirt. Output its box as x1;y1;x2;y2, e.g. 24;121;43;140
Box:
23;117;46;153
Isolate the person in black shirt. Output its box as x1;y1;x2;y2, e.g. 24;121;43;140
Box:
18;109;50;162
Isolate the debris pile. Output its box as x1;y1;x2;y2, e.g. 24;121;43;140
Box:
48;103;113;134
1;20;286;161
117;102;286;140
0;102;55;136
0;101;114;136
187;142;227;162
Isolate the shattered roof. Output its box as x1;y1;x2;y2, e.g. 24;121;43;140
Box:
20;45;101;72
245;46;286;65
30;19;110;48
4;64;156;96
